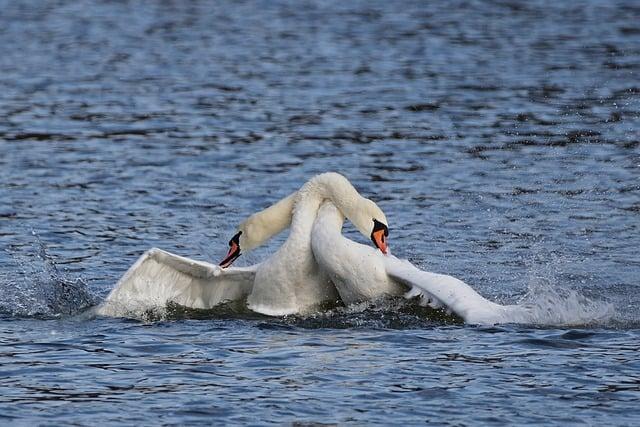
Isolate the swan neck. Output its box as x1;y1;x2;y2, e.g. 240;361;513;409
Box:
239;191;296;251
292;173;368;237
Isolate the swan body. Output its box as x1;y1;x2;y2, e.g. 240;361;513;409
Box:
312;203;404;303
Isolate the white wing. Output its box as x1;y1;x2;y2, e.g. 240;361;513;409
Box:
384;255;525;325
97;248;257;317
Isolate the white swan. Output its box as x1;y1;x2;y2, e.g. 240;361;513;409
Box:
97;172;390;317
98;172;526;324
221;172;389;315
311;202;526;324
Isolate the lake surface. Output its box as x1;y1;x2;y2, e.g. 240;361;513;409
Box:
1;0;639;425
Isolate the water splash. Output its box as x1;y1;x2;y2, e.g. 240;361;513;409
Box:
512;284;615;326
511;248;616;326
0;230;95;318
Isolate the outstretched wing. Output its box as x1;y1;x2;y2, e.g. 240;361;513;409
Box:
384;255;522;325
97;248;257;317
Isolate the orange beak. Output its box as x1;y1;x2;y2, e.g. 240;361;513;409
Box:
219;231;242;268
371;229;388;254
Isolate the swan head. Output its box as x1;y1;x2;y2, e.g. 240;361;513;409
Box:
352;198;389;254
219;210;280;268
370;218;389;254
220;230;242;268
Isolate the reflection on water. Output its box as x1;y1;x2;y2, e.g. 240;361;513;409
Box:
1;0;639;424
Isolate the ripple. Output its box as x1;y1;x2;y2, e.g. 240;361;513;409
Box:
1;0;640;424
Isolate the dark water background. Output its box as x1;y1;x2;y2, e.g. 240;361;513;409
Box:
1;0;639;425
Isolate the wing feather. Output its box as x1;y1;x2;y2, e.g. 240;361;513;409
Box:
384;255;521;324
97;248;257;317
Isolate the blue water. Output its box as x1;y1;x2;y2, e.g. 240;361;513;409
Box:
1;0;639;425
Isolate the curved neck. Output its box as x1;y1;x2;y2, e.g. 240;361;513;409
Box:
238;172;374;251
239;191;296;251
312;202;345;238
291;172;367;238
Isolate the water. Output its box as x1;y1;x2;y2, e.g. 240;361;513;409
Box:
1;0;639;424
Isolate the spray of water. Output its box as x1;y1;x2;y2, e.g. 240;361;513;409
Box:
0;230;95;318
513;284;615;326
502;249;615;326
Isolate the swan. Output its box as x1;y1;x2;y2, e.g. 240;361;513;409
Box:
98;172;524;324
97;172;390;317
220;172;389;315
311;202;526;324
